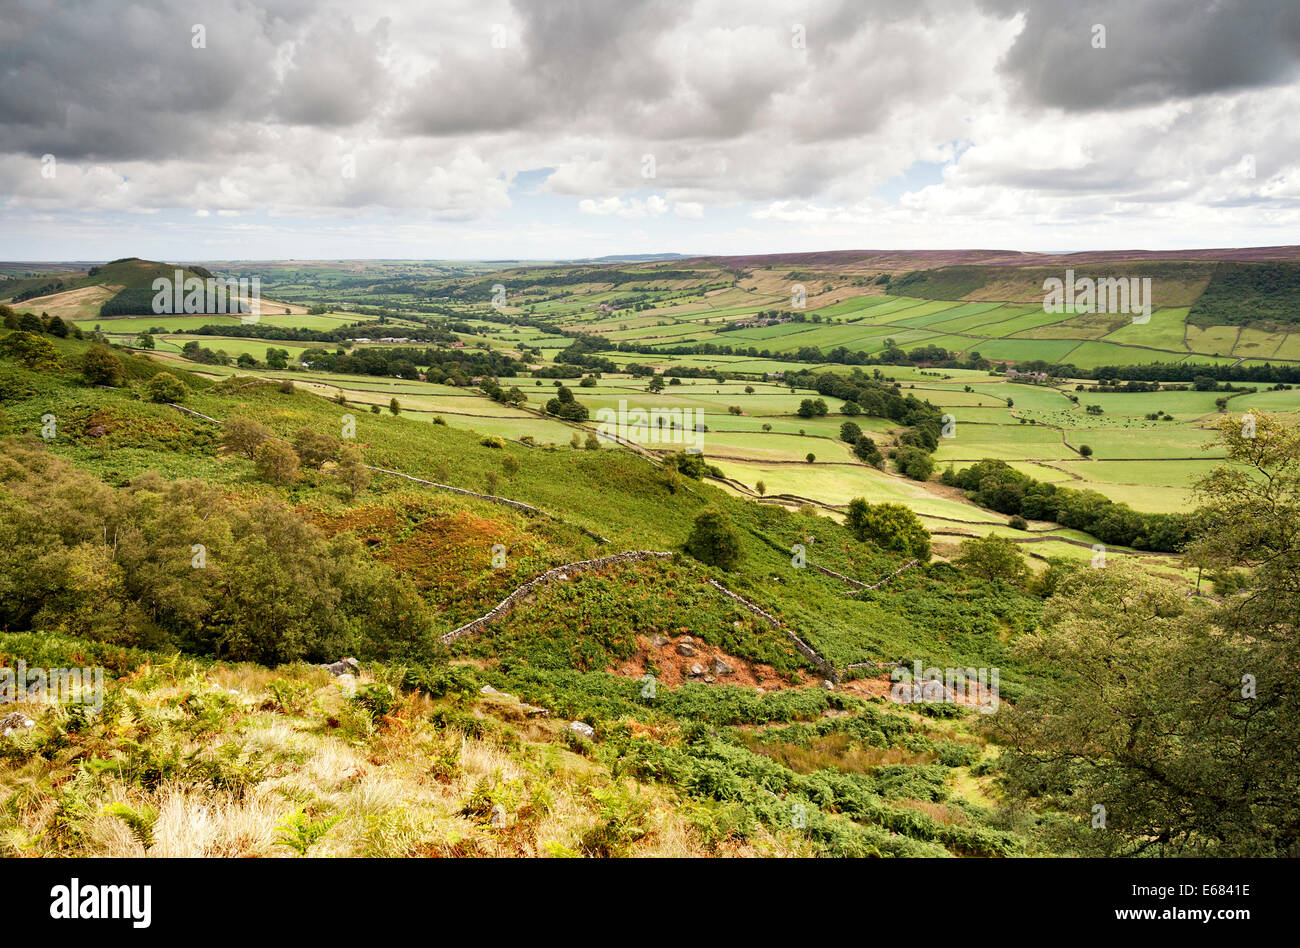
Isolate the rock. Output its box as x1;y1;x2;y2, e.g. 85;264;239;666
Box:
679;635;694;643
480;685;502;696
649;634;670;647
892;680;957;704
755;687;766;695
676;642;695;656
713;657;734;676
1;712;35;737
322;657;360;677
820;679;835;691
567;721;595;740
489;804;507;827
689;663;705;677
519;703;550;718
85;425;108;438
704;675;716;684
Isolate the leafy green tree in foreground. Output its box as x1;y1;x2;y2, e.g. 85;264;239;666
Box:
685;508;743;571
991;414;1300;856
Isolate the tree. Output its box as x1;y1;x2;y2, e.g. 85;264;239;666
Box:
845;500;931;560
991;415;1300;856
797;398;828;418
805;453;816;463
135;332;155;350
254;440;300;485
756;480;766;496
293;427;338;468
146;372;187;403
0;331;59;370
853;436;883;467
585;432;600;450
81;345;123;386
685;509;743;571
389;397;401;415
648;374;666;393
955;534;1029;585
897;447;935;481
1078;444;1093;457
839;421;862;443
222;418;272;459
334;444;371;499
265;347;289;369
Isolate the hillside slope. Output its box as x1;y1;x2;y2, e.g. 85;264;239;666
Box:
0;330;1044;857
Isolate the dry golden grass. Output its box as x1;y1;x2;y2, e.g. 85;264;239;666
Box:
0;661;793;859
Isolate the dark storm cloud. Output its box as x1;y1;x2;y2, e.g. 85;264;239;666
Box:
0;0;290;160
984;0;1300;110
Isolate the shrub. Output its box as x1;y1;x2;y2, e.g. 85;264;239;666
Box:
221;418;272;459
0;331;59;370
81;345;123;386
254;440;300;485
293;427;338;469
685;509;743;570
146;372;187;403
845;500;931;560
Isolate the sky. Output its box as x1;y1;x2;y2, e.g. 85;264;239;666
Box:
2;0;1300;261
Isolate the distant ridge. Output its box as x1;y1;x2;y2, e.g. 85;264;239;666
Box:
561;252;687;264
684;245;1300;270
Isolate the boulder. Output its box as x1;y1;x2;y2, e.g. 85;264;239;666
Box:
567;721;595;740
820;679;835;691
891;680;957;704
322;657;360;677
649;634;670;647
689;663;705;677
676;642;695;657
713;657;734;676
1;712;35;737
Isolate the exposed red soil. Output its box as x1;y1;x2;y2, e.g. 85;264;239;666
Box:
610;634;791;690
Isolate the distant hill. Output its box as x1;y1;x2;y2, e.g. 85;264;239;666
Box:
0;257;237;319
